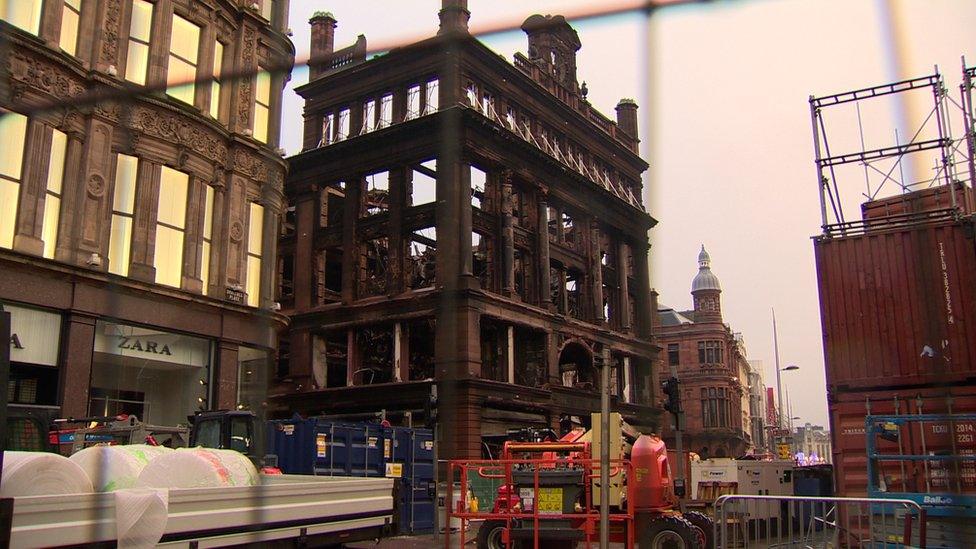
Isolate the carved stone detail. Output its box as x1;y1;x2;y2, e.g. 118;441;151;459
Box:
86;174;106;198
238;27;257;127
7;54;86;99
100;0;122;65
229;220;244;242
129;106;228;166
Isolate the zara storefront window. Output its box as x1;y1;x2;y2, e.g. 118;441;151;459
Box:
90;320;211;426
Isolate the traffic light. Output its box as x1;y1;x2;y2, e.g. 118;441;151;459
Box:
661;376;681;414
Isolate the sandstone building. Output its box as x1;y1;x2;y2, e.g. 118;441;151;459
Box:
275;2;660;460
0;0;293;424
656;247;753;458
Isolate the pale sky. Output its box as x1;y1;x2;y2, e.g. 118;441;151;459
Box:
281;0;976;427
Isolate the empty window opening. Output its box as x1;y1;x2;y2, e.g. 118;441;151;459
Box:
547;206;559;241
481;91;495;117
318;331;347;388
480;318;508;383
424;79;439;114
466;83;478;109
514;327;546;387
514;248;533;302
471;166;486;209
356;326;394;385
362;99;376;134
320;185;345;228
550;264;563;309
336;108;350;141
473;232;491;291
406;85;421;120
278;254;294;302
359;237;389;297
411;160;436;206
363;171;390;217
320;113;334;146
565;270;582;319
558;341;595;389
321;247;343;297
408;227;437;290
407;319;435;381
667;343;680;366
562;212;576;246
378;93;393;128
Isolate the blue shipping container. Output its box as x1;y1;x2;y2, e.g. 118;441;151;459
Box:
386;426;435;534
268;418;435;535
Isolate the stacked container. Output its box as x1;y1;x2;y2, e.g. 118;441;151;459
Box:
813;185;976;501
267;418;435;534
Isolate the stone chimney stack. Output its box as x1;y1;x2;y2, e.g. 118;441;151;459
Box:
615;98;639;141
309;12;337;80
438;0;470;35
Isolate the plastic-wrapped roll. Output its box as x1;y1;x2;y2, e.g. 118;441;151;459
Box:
137;448;259;489
70;445;173;492
1;451;94;496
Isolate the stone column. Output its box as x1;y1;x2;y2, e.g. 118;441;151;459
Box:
537;197;551;308
618;241;631;330
388;167;406;295
500;171;515;296
292;183;318;310
145;0;173;90
259;186;281;309
341;177;361;303
13;121;52;256
55;133;84;262
128;160;161;283
591;224;605;323
207;178;230;298
60;313;97;418
633;242;652;339
215;341;240;410
181;176;209;294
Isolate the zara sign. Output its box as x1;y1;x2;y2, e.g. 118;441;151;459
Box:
3;303;62;366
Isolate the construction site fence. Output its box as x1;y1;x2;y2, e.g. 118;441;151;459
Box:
714;494;927;548
445;457;634;549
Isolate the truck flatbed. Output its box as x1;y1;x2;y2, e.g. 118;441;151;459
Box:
10;474;395;548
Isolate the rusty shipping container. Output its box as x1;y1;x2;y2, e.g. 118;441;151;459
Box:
814;215;976;392
829;386;976;498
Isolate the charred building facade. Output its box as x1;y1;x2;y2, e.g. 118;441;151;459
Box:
1;0;293;422
276;3;659;459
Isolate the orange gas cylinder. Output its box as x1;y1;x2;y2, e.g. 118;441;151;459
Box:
631;434;673;511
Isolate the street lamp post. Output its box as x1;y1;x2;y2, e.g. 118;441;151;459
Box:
771;310;799;429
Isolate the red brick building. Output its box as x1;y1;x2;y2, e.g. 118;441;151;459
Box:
656;246;752;458
1;0;293;423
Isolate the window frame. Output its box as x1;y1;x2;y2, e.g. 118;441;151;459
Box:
59;0;83;56
166;13;202;105
124;0;154;85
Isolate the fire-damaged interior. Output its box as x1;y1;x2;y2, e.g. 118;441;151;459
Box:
274;6;661;460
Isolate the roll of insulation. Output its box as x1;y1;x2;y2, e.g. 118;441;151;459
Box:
137;448;259;489
1;451;94;496
70;444;173;492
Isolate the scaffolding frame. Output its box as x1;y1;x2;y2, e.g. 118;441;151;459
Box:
810;63;976;237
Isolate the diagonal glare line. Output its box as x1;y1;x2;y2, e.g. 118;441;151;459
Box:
5;0;719;117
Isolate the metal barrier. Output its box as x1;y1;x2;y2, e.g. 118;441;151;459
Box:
714;495;927;548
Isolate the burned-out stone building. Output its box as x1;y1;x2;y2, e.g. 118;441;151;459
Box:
276;1;659;460
0;0;293;423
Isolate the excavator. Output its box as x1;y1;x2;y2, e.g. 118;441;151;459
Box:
471;413;713;548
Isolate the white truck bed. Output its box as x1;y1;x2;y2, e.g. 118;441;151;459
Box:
9;474;395;548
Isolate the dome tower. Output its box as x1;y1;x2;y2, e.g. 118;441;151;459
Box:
691;245;722;322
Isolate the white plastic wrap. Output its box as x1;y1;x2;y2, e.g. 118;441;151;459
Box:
137;448;258;489
115;488;169;549
1;451;94;497
70;444;173;492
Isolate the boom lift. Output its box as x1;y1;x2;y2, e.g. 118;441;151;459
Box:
450;413;714;548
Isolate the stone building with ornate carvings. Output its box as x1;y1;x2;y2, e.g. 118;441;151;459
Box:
0;0;293;425
274;1;660;461
656;247;753;458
